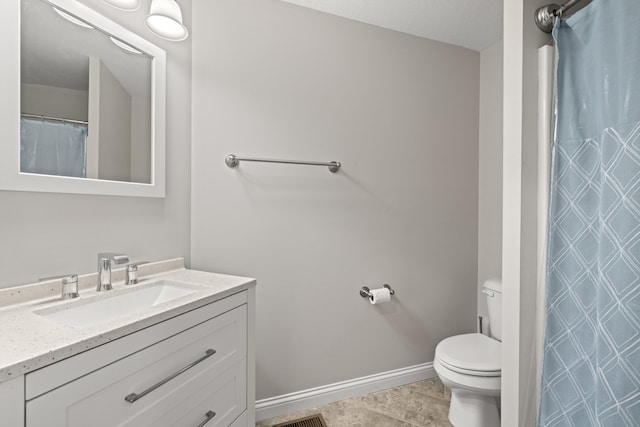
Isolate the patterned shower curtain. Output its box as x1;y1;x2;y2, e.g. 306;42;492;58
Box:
538;0;640;425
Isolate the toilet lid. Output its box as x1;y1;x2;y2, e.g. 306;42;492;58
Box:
435;333;501;377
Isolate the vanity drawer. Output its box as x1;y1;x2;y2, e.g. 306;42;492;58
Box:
133;358;247;427
26;291;247;399
26;305;247;427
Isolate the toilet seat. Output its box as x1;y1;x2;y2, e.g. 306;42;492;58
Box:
435;333;501;377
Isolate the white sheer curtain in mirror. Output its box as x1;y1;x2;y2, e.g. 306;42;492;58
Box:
20;118;88;178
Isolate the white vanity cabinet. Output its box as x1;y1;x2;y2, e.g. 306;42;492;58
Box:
23;290;254;427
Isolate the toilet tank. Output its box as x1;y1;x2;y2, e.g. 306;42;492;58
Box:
483;278;502;341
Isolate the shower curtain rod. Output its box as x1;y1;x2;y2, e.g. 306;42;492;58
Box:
535;0;585;33
21;113;88;126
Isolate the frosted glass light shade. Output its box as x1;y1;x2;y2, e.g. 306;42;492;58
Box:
145;0;189;41
53;7;93;28
110;37;144;55
102;0;140;11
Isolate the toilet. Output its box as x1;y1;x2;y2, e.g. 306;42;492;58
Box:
434;278;502;427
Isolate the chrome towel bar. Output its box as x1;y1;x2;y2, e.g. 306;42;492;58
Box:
225;154;341;173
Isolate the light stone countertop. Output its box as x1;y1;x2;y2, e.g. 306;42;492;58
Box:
0;258;256;383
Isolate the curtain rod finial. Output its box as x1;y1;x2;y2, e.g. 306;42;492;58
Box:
535;4;561;33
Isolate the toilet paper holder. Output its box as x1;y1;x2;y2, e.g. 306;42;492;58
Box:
360;284;395;298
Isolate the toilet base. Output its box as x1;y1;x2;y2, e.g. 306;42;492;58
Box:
448;391;500;427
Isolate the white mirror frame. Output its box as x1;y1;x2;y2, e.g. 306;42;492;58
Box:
0;0;166;197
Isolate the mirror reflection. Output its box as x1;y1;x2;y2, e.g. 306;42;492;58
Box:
20;0;153;183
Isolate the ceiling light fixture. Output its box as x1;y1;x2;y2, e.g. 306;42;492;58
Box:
101;0;140;11
145;0;189;41
53;7;94;29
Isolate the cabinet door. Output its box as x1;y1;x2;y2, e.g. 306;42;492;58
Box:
0;376;24;427
26;305;247;427
229;411;248;427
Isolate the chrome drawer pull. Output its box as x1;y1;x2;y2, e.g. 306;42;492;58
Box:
124;349;216;403
196;410;216;427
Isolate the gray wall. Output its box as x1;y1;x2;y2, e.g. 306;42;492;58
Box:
130;96;152;183
477;40;503;332
0;0;192;288
21;83;88;121
191;0;480;400
96;59;132;182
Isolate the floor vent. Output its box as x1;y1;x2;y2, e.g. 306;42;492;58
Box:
273;413;328;427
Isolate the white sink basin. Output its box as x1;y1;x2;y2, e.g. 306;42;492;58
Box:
37;280;198;328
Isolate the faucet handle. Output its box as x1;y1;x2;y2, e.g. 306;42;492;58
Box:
61;275;79;300
125;264;139;286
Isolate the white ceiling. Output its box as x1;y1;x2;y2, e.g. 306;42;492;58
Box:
280;0;503;52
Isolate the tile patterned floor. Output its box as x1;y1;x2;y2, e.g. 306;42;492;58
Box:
256;378;454;427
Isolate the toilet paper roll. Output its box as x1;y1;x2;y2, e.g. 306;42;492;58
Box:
369;287;391;305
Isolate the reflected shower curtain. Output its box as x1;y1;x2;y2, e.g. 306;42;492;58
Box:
538;0;640;425
20;118;88;178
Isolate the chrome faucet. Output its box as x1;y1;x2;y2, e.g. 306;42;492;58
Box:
97;252;129;291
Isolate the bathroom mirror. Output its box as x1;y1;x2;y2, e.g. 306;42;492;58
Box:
0;0;166;197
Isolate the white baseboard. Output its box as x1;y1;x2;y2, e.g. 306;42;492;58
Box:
255;362;436;421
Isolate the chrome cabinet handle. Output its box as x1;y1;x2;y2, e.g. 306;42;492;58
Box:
196;411;217;427
124;349;216;403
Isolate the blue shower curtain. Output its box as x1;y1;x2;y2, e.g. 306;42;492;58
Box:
538;0;640;425
20;118;88;178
